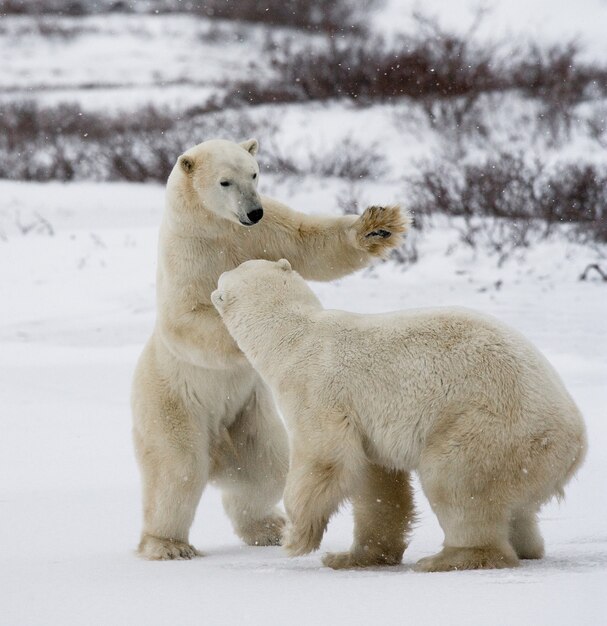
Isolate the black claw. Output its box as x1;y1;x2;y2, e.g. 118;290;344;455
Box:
366;229;391;238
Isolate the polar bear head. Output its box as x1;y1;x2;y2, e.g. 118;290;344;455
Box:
212;258;322;325
212;259;322;376
169;138;263;227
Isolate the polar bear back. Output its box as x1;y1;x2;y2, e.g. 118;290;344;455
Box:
306;306;583;468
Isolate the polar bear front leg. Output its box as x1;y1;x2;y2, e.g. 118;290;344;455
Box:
259;201;409;282
352;205;409;257
323;464;415;569
211;382;289;546
282;469;336;556
282;442;355;557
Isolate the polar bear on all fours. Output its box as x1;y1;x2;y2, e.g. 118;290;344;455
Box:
212;258;587;572
131;138;408;560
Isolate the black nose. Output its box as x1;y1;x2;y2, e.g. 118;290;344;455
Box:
247;208;263;224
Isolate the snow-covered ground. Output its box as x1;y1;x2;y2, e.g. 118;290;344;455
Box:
0;180;605;625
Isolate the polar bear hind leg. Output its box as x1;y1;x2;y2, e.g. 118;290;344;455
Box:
413;494;519;572
211;382;289;546
323;464;415;569
414;408;521;572
509;507;545;559
134;414;208;560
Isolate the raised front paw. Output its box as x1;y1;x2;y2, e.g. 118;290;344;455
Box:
354;205;410;256
282;520;324;556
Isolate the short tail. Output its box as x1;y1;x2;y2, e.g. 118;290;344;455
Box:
556;422;587;501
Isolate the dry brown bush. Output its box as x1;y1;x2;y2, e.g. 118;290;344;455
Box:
406;153;607;246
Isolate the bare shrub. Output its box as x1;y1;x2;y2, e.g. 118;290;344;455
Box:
0;101;175;148
14;211;55;236
226;12;503;107
455;215;535;267
260;137;387;180
190;0;380;34
540;164;607;243
421;95;484;131
0;0;28;13
0;0;381;33
108;137;160;182
389;227;420;266
188;109;279;148
459;155;538;220
256;139;301;177
0;0;89;15
586;106;607;148
538;163;606;223
0;209;56;242
0;16;87;38
0;101;388;183
406;153;607;246
579;263;607;282
228;26;500;107
312;138;387;180
509;42;606;142
34;17;84;38
0;101;273;182
0;100;183;182
510;42;599;103
336;182;369;215
227;12;607;118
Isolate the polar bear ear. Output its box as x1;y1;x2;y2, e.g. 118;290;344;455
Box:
277;258;292;272
211;289;226;312
240;138;259;156
179;155;195;174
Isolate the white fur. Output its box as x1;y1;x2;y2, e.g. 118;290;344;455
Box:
131;139;409;559
213;259;588;571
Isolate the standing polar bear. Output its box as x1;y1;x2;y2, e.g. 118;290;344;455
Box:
131;138;408;559
212;259;587;572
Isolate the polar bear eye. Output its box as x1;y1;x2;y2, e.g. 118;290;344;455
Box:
220;180;231;187
252;173;257;179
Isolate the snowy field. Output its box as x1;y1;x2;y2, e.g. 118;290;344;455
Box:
1;0;607;624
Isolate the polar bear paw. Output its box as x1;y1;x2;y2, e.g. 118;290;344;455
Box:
239;512;286;547
323;547;403;569
414;546;519;572
138;534;202;560
354;205;410;256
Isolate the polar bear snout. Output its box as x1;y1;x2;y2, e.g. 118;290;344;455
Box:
239;206;264;226
247;207;264;224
